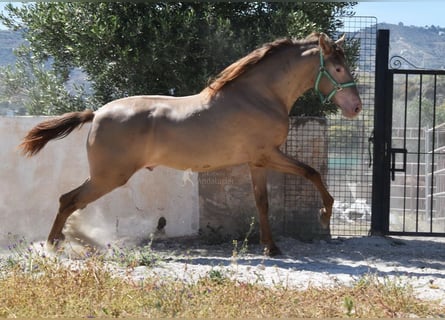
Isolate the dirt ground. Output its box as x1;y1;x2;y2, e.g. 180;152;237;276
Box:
1;233;444;304
131;235;445;304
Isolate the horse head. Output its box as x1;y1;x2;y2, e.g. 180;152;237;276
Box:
315;33;362;119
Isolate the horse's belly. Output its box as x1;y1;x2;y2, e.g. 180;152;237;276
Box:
146;114;255;171
154;141;251;172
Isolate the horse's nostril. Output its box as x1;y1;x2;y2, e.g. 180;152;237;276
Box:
355;105;362;114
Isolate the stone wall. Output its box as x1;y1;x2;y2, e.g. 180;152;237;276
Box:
198;165;284;242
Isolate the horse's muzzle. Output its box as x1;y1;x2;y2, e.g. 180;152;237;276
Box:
342;101;362;119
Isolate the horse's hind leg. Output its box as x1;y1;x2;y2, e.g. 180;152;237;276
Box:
264;148;334;229
249;164;281;256
47;176;128;245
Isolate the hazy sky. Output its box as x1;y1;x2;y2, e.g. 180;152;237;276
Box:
354;1;443;27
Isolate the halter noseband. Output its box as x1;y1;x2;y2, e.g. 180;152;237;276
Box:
314;49;356;104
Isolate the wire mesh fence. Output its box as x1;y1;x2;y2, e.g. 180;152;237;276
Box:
283;16;377;237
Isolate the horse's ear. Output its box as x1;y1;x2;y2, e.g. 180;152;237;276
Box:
335;33;346;49
318;33;333;56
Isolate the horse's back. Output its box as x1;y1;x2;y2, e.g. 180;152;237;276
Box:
86;94;225;170
96;94;207;120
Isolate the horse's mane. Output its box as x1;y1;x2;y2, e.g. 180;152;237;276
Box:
205;33;321;97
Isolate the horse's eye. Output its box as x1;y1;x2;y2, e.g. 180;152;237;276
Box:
336;67;342;73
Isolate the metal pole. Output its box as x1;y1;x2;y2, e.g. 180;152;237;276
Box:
371;29;391;235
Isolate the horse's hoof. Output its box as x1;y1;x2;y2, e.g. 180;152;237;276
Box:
264;245;282;257
319;208;330;229
48;233;65;247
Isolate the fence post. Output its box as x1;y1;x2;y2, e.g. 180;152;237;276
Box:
371;29;392;235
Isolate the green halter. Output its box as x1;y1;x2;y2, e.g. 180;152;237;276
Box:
314;49;356;104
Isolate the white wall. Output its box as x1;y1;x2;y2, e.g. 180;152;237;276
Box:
0;117;199;248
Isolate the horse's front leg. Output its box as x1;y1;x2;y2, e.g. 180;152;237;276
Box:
265;149;334;230
248;164;281;256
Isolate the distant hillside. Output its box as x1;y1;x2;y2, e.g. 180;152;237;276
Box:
379;22;445;70
355;22;445;71
0;30;24;66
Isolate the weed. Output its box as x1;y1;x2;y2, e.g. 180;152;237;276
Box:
106;235;160;268
199;223;228;245
232;216;255;260
208;269;227;284
344;296;354;316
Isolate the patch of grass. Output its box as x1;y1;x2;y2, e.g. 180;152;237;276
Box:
106;236;160;268
0;237;443;318
207;268;228;285
0;255;443;318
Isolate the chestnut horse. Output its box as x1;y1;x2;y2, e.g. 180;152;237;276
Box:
20;33;361;255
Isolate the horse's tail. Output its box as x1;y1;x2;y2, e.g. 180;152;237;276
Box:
20;109;95;157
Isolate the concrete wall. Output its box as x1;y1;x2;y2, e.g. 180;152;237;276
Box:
0;117;199;248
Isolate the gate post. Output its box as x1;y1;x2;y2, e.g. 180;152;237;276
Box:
371;29;392;235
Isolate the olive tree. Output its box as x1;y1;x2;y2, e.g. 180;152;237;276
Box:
0;2;356;115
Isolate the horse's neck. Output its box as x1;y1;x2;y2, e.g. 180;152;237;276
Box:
237;46;319;113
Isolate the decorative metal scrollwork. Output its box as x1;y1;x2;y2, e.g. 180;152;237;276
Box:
390;55;423;70
339;10;356;17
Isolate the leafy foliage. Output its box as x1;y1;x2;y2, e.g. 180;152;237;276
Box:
0;2;357;115
392;74;445;128
0;48;92;115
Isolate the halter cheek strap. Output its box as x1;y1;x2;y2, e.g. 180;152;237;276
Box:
314;50;356;104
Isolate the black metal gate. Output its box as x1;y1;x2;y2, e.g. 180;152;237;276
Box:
372;29;445;236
